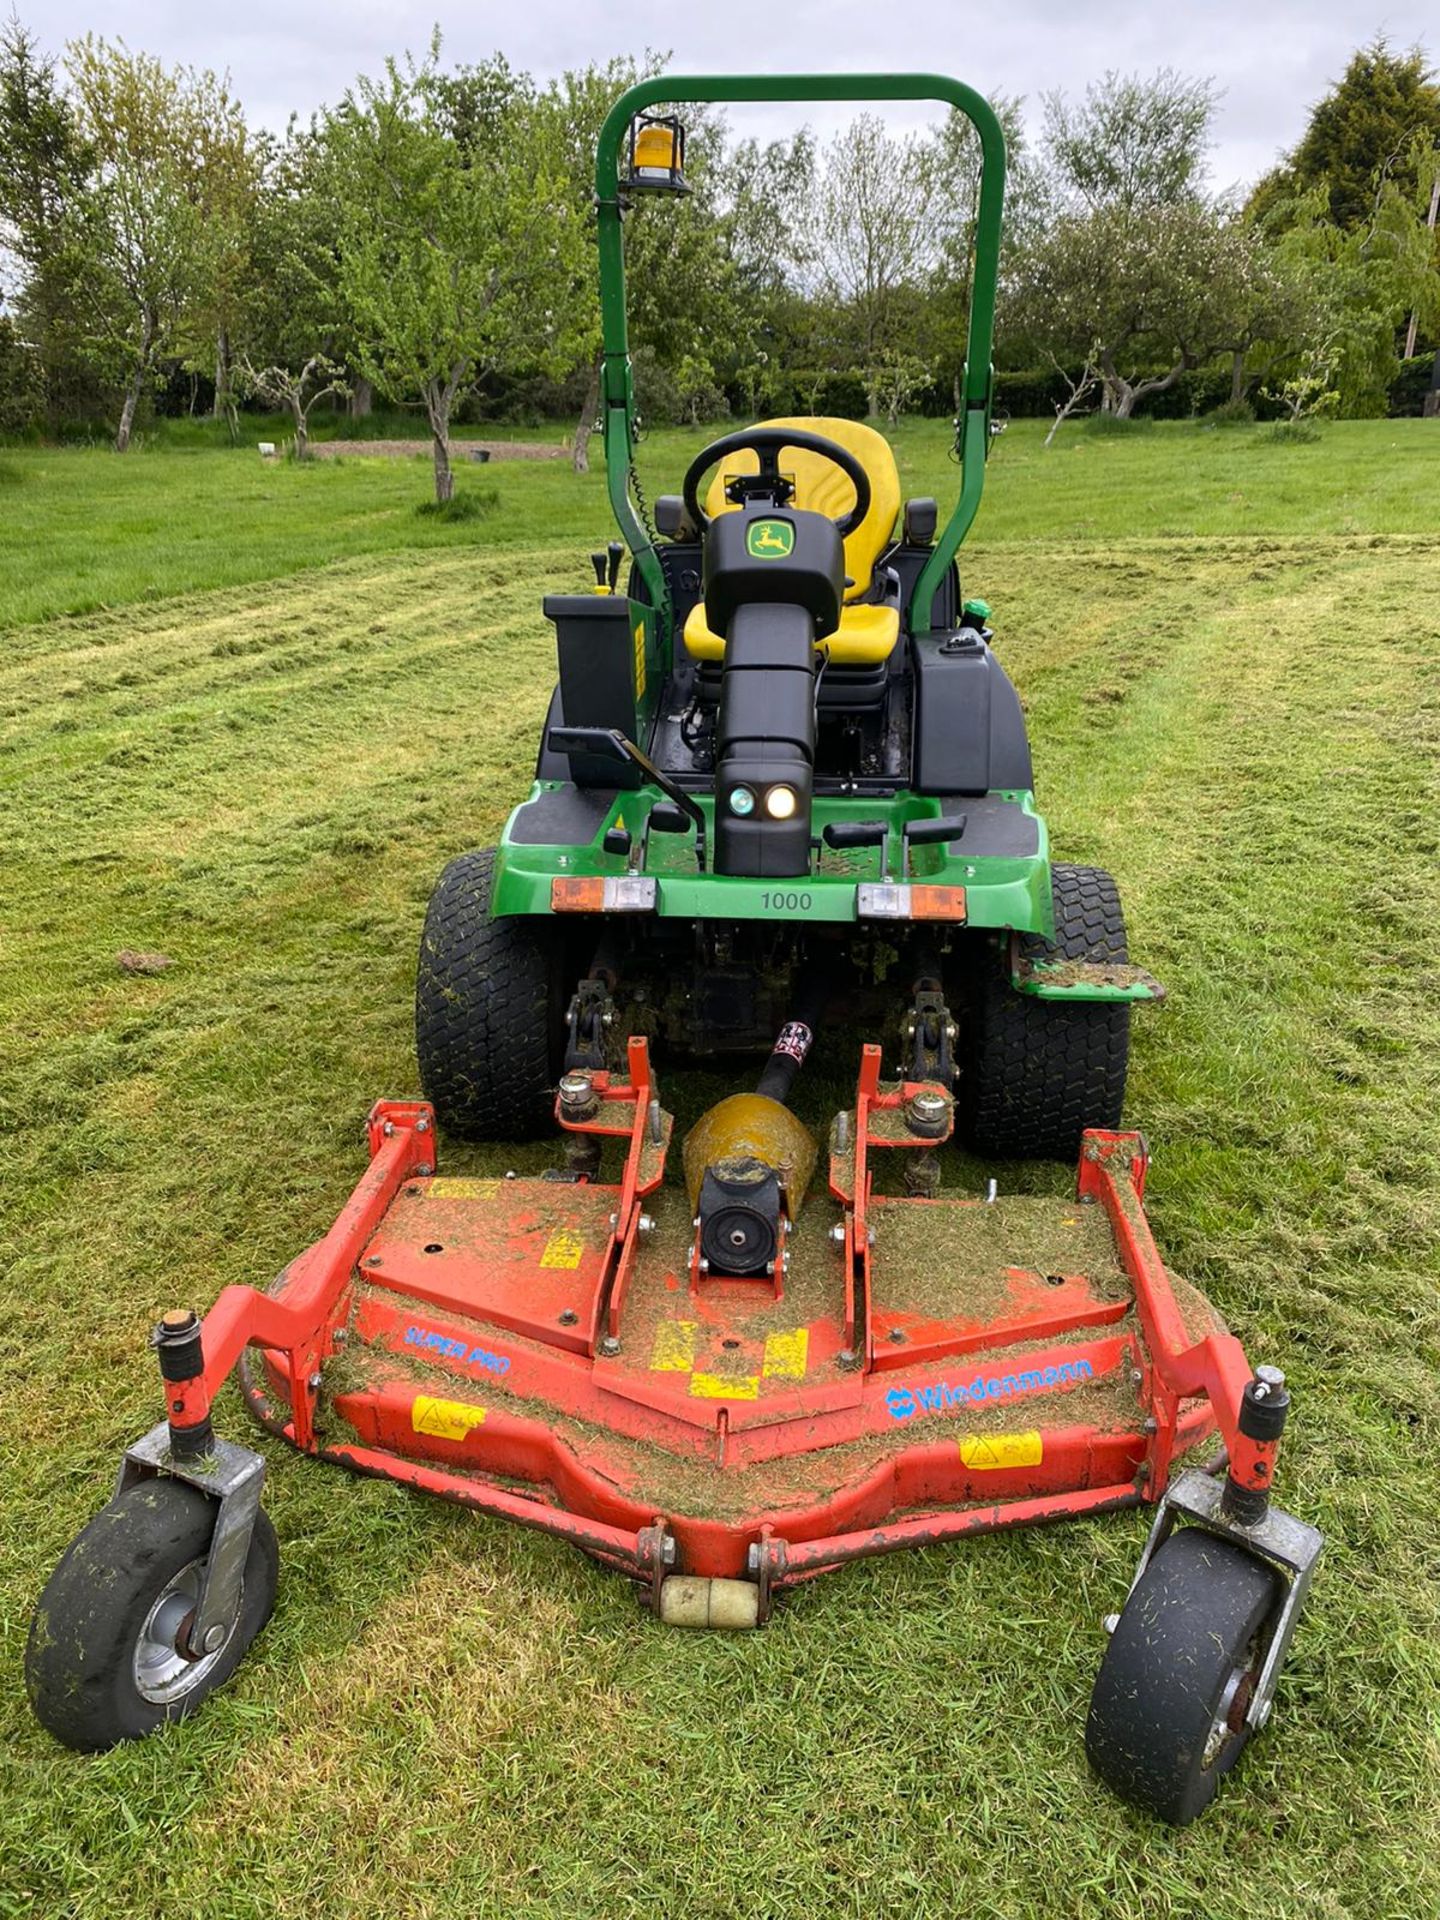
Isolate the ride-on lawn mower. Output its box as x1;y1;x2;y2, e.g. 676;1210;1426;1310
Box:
27;73;1322;1826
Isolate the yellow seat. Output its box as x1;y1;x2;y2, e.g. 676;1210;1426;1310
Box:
682;416;903;668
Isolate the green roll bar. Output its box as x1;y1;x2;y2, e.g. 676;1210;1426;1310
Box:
594;73;1006;636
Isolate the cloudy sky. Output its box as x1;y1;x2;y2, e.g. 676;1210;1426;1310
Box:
22;2;1436;194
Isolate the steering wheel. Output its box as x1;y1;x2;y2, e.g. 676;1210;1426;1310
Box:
681;426;872;536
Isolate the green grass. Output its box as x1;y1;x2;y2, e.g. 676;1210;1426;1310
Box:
0;417;1436;629
1;420;1438;1917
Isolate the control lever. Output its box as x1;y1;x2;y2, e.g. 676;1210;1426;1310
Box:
590;551;608;592
822;818;890;880
901;813;967;878
606;542;625;594
548;726;707;870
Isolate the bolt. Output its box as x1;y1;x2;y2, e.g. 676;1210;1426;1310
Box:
367;1255;382;1268
382;1120;395;1137
415;1115;430;1133
1103;1613;1120;1636
559;1308;579;1326
637;1213;655;1238
985;1179;998;1205
201;1623;228;1655
559;1070;600;1121
888;1327;906;1344
1143;1416;1158;1435
307;1371;323;1391
1255;1364;1287;1395
1130;1368;1144;1387
837;1347;858;1370
332;1327;348;1346
661;1537;677;1565
829;1223;846;1245
781;1250;791;1273
598;1335;621;1358
416;1163;433;1177
905;1089;949;1139
747;1543;761;1573
505;1170;518;1181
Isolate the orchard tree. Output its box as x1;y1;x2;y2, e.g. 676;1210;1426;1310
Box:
1018;198;1248;416
813;114;936;415
239;123;350;456
67;38;245;450
187;92;261;428
1042;68;1217;214
1017;69;1255;416
0;16;95;426
328;46;586;502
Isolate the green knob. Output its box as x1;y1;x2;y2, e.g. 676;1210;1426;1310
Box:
963;597;992;623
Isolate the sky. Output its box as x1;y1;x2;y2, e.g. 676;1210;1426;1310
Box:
21;2;1438;195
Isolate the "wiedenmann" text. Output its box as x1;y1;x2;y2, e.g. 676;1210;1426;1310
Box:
885;1358;1094;1422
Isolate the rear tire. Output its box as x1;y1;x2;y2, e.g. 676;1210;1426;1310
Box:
956;863;1130;1160
415;847;565;1140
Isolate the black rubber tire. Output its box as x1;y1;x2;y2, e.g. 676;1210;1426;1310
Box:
1085;1526;1281;1825
25;1479;278;1752
956;862;1131;1160
415;846;567;1140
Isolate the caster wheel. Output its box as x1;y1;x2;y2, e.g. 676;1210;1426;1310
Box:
25;1478;278;1751
1086;1525;1281;1825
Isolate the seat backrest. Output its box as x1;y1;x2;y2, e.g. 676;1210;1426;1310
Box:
703;415;901;600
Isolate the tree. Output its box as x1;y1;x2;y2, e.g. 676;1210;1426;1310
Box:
1017;69;1261;417
1042;68;1217;215
0;15;95;428
185;90;261;430
66;38;244;450
813;114;936;416
327;46;585;502
239;122;350;456
1253;40;1440;231
1263;172;1440;415
1018;197;1251;416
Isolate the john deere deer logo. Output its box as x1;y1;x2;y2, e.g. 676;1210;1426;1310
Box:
747;519;795;558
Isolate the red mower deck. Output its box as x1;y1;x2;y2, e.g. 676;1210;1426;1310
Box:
151;1041;1284;1613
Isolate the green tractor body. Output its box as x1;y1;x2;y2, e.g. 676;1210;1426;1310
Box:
418;72;1160;1150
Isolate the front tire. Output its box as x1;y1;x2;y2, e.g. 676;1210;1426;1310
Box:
957;862;1131;1159
415;847;567;1140
1085;1526;1281;1825
25;1479;278;1751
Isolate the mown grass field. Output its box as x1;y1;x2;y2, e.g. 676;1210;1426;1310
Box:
1;419;1438;1918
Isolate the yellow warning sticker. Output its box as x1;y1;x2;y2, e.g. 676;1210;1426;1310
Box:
762;1328;809;1379
650;1321;698;1371
426;1177;501;1200
539;1227;587;1270
633;619;647;699
412;1394;487;1442
690;1372;760;1400
959;1430;1044;1471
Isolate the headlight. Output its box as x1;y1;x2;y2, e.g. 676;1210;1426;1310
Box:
728;785;756;817
764;785;798;820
